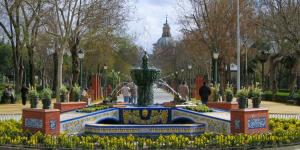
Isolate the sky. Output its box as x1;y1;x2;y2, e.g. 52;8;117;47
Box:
127;0;181;53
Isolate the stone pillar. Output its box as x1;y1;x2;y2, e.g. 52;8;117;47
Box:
22;108;60;135
230;108;269;134
194;75;204;100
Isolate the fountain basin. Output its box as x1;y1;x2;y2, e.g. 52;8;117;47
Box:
61;106;231;135
85;123;205;136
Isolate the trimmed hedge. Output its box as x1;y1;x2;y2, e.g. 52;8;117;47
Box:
0;118;300;149
77;105;110;113
262;91;300;105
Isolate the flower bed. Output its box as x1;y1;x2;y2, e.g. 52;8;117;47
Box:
76;105;110;113
185;104;213;112
0;118;299;149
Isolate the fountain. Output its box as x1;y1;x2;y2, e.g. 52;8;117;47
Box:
59;52;232;137
131;51;160;106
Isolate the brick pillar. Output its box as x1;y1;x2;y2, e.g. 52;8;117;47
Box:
194;75;204;100
22;108;60;135
91;74;101;100
230;108;269;134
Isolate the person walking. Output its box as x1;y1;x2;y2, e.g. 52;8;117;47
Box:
199;82;211;105
178;81;189;101
21;85;29;105
129;81;137;104
120;83;130;103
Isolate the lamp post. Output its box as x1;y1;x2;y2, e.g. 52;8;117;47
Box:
188;64;192;101
112;69;115;89
181;69;184;82
103;64;108;101
117;71;120;86
213;51;219;85
78;49;85;90
175;71;178;92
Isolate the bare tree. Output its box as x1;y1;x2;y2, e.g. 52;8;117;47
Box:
177;0;257;94
259;0;300;92
0;0;25;92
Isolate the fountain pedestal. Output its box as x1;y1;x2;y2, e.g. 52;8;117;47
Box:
131;52;159;106
230;108;269;134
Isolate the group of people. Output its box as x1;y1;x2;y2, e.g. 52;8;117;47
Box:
120;81;137;104
0;85;16;104
177;81;211;105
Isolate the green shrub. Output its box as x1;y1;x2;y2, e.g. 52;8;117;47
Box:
185;104;213;112
77;105;110;113
59;85;68;95
236;87;249;98
40;88;52;100
72;84;81;99
28;87;38;100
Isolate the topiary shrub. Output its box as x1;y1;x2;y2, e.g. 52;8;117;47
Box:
28;87;39;108
71;84;81;102
40;88;52;109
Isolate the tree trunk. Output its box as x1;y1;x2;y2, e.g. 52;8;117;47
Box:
219;59;226;101
70;36;80;86
261;62;265;91
289;66;298;93
52;52;58;92
71;49;80;86
269;59;277;100
28;46;35;87
56;51;64;102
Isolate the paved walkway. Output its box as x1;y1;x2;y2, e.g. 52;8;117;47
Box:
117;87;173;104
0;87;300;115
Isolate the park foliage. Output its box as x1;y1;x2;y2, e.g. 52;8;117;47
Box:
185;105;213;113
76;105;110;113
1;118;299;149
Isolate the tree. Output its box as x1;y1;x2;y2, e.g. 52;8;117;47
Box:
21;0;44;87
258;0;300;92
0;41;12;76
0;0;25;93
177;0;257;95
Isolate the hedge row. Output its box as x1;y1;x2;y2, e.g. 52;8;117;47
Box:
0;119;300;149
262;91;300;105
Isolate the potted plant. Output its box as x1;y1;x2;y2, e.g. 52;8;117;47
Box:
40;88;52;109
28;87;39;108
248;85;254;98
252;83;262;108
211;84;220;102
225;83;233;102
72;84;81;102
236;87;249;109
59;85;68;102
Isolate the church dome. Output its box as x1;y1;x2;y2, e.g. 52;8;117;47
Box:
156;18;175;48
157;36;175;48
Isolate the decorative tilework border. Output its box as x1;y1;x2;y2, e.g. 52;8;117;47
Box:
172;109;230;134
85;123;205;136
60;108;119;123
60;109;119;134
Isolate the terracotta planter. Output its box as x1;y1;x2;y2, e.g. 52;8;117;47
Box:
252;97;261;108
237;97;248;109
74;94;80;102
226;94;233;102
30;96;38;108
60;95;66;102
42;98;51;109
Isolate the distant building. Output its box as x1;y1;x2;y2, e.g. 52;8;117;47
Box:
153;18;176;55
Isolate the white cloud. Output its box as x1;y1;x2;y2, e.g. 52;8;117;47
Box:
127;0;181;53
